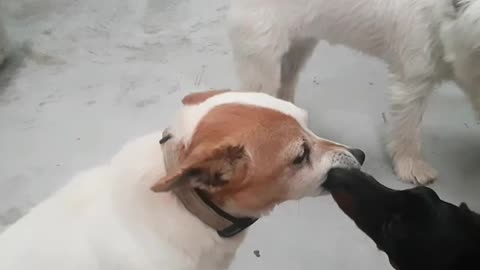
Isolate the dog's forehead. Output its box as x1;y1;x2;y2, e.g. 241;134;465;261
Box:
178;92;308;141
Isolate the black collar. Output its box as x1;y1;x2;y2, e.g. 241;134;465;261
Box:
194;188;257;238
159;131;257;238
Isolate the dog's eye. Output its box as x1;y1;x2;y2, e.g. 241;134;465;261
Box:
293;143;310;165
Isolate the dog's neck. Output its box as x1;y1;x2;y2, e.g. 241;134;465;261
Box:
160;129;257;238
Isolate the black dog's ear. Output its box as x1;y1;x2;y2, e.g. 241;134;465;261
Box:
459;203;473;221
452;0;470;12
459;202;470;212
459;203;480;226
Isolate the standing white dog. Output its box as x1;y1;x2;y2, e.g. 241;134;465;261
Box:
0;90;363;270
229;0;480;184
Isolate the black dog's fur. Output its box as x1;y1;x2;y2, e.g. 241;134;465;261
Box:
323;168;480;270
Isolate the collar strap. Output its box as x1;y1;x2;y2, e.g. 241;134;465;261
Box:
159;130;257;238
194;188;257;237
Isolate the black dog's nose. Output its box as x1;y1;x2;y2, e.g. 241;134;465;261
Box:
348;148;365;165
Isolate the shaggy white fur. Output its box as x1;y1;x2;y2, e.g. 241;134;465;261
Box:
0;130;244;270
228;0;480;185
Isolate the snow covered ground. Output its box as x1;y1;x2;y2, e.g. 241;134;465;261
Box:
0;0;479;269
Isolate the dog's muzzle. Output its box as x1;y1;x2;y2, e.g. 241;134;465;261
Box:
348;148;365;165
332;149;365;168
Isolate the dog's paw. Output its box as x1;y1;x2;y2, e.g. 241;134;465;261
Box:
393;157;438;185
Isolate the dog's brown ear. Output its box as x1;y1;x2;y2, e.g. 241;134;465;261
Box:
182;89;231;105
151;145;248;192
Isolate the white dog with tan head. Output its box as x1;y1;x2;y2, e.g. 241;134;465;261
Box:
0;90;363;270
229;0;480;185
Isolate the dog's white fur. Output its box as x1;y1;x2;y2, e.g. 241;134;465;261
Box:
229;0;480;184
0;131;245;270
0;91;359;270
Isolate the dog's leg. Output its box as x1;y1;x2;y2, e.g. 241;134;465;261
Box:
457;81;480;119
229;15;283;98
231;46;283;98
388;75;437;185
230;37;316;102
229;12;316;102
279;39;317;101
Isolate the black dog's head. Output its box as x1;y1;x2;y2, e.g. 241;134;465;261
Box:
323;168;480;270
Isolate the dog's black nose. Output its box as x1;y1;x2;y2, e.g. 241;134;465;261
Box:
348;148;365;165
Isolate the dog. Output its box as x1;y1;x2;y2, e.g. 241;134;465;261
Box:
323;168;480;270
0;90;364;270
228;0;480;185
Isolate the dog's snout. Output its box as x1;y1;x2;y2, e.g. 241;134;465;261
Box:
348;149;365;165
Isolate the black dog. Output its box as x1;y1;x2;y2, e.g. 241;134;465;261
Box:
323;168;480;270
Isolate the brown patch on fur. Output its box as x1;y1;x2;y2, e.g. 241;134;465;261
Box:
182;89;231;105
183;104;305;213
153;102;345;215
151;144;248;192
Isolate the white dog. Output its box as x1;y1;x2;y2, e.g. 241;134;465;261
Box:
0;90;363;270
228;0;480;185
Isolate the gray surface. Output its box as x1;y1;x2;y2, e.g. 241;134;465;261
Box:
0;0;479;269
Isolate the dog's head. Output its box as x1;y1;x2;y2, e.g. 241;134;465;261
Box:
151;90;364;217
323;168;480;270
